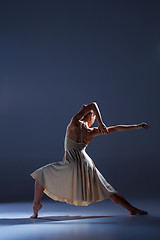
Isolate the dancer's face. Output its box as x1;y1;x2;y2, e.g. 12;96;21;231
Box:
87;113;96;127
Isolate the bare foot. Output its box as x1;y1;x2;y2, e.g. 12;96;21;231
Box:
30;203;42;218
130;208;148;215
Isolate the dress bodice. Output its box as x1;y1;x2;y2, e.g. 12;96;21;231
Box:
64;135;87;151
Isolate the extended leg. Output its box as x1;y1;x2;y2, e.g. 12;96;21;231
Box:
30;180;45;218
109;192;148;215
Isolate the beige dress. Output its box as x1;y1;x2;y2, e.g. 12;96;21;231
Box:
30;123;118;206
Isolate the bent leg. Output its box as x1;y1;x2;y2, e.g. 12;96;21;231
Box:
30;180;45;218
109;192;148;215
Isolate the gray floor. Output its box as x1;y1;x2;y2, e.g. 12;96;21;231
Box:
0;197;160;240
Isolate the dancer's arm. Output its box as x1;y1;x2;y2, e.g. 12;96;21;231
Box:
90;122;150;137
72;102;107;133
113;122;150;132
72;102;101;123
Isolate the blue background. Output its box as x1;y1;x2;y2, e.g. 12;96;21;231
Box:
0;0;159;202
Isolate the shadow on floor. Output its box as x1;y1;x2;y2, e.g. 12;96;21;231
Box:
0;215;160;226
0;215;114;226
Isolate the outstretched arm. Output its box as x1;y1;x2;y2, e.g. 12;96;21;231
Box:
90;122;150;138
114;122;150;132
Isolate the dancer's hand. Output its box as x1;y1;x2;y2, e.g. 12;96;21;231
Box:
98;122;109;134
137;122;150;130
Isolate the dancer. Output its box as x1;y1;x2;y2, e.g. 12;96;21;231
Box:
30;102;150;218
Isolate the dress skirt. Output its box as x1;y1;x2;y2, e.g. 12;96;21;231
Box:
30;136;118;206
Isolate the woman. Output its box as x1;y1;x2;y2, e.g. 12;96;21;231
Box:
30;102;150;218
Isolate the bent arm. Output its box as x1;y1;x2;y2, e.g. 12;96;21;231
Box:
72;102;104;125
